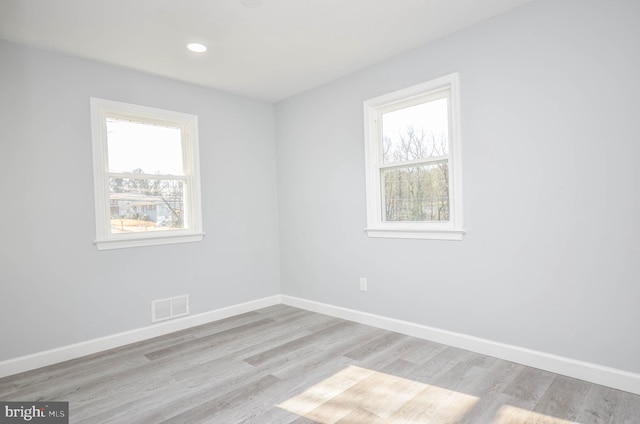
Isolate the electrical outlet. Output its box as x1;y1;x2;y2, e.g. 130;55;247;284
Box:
359;277;368;292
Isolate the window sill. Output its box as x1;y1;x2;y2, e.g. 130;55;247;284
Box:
95;233;205;250
364;227;465;241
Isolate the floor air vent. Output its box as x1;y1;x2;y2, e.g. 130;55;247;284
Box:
152;294;189;323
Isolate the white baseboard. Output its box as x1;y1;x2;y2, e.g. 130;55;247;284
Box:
0;295;281;379
3;293;639;396
281;295;640;396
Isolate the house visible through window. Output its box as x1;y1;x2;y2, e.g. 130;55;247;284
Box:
363;73;464;240
91;98;203;250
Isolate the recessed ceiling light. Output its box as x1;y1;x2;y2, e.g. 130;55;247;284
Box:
187;43;207;53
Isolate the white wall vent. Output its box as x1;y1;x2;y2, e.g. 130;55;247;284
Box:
152;294;189;323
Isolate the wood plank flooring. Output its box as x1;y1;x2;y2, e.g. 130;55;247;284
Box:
1;305;639;423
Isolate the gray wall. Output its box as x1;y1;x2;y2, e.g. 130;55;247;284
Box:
0;40;281;360
2;0;639;377
276;0;640;373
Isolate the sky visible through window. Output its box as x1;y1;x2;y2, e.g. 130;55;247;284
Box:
106;118;184;175
382;97;449;162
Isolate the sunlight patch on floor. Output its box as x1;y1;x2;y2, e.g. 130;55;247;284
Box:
277;365;479;423
494;405;580;424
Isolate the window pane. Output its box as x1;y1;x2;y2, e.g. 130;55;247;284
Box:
106;118;184;175
381;162;449;222
109;177;185;233
382;97;449;163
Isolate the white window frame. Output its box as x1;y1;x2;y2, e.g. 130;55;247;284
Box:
90;98;204;250
363;73;464;240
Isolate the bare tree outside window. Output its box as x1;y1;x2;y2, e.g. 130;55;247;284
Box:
380;98;450;222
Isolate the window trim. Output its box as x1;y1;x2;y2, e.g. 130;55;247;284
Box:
363;73;465;240
90;98;204;250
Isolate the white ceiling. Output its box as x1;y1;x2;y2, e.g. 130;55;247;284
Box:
0;0;533;102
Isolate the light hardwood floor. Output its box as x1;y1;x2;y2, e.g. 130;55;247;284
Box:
1;305;639;423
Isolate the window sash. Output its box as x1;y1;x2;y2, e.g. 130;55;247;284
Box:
91;97;203;250
363;73;464;240
379;159;450;223
374;95;453;224
108;176;188;230
378;155;449;170
107;172;187;180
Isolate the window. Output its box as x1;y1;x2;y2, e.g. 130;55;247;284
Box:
363;73;464;240
90;98;203;250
